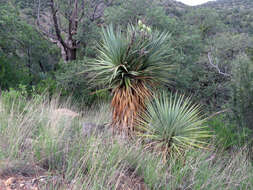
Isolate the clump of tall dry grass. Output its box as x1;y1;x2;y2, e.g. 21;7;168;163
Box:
0;94;252;190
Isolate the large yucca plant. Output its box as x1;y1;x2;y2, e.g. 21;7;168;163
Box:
87;24;173;134
137;92;211;158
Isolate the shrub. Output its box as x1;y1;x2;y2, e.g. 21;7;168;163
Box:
230;53;253;130
55;59;110;107
0;85;28;113
138;92;211;158
207;115;251;149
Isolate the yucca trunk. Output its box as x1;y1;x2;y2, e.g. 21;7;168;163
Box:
111;81;152;134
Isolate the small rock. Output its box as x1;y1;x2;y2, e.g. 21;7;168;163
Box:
39;178;46;182
53;109;79;118
5;177;16;186
20;183;25;188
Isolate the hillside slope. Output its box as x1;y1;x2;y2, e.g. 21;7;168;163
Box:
202;0;253;9
201;0;253;33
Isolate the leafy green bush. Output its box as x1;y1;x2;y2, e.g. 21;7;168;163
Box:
0;55;30;90
35;77;58;96
230;54;253;129
0;85;45;114
55;59;110;107
1;85;28;113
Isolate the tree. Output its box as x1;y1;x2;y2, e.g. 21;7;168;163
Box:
104;0;179;33
0;2;58;89
183;8;225;40
87;24;174;134
36;0;112;62
104;0;154;27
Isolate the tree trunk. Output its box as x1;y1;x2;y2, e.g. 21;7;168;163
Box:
58;40;77;62
66;48;77;61
37;0;108;62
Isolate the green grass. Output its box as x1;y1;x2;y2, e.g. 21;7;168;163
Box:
0;93;252;189
207;115;252;149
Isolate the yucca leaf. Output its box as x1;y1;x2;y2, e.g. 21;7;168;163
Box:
86;24;173;90
138;92;212;156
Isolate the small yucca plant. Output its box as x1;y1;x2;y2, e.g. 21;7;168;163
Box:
87;23;173;134
137;92;211;158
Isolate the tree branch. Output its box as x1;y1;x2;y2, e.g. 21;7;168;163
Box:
50;0;70;50
78;0;86;22
208;52;231;77
90;1;105;22
37;0;41;21
36;0;58;42
105;0;114;6
69;0;78;37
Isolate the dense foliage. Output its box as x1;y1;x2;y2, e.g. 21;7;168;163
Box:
0;0;252;122
0;0;252;131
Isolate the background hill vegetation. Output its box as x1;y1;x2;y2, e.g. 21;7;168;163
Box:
0;0;253;189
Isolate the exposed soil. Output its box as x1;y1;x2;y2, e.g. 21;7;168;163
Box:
0;174;69;190
0;160;64;190
111;168;148;190
0;161;148;190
